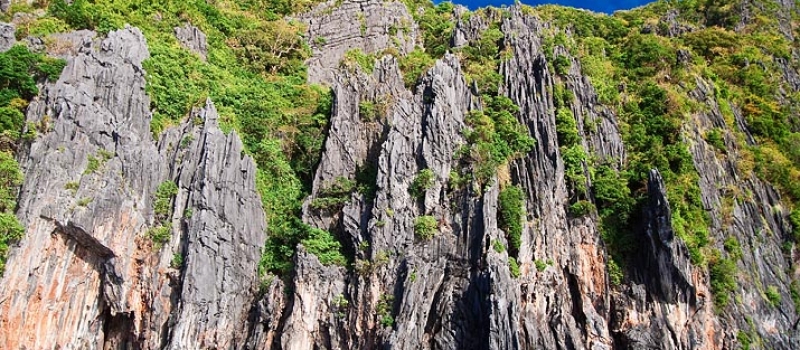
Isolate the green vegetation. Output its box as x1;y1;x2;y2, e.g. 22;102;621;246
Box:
521;4;725;288
301;227;346;266
261;217;348;274
154;181;179;220
7;0;335;275
791;280;800;312
0;210;24;275
310;177;356;211
508;257;520;278
409;169;435;198
709;251;737;307
498;185;524;256
0;152;22;215
83;150;113;175
0;45;65;107
569;200;594;217
84;155;100;174
461;97;535;185
704;128;726;151
7;0;799;315
147;225;171;248
180;135;194;148
64;181;79;193
553;98;593;214
723;237;742;260
492;240;506;253
765;285;781;307
534;259;547;272
377;294;395;327
76;197;93;207
171;253;184;269
552;55;571;75
737;331;752;350
332;294;349;318
398;48;435;89
399;4;534;189
143;180;179;248
402;0;455;58
413;215;438;240
358;101;378;121
358;96;391;122
342;49;376;73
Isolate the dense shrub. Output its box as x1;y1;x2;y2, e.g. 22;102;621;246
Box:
376;294;395;327
462;96;535;185
498;185;524;255
229;20;310;76
709;251;737;307
359;101;378;122
153;181;179;221
147;225;172;248
704;128;726;151
404;1;455;57
555;107;580;147
409;169;435;198
302;228;346;266
310;177;356;210
342;49;376;73
765;285;781;307
553;55;571;75
414;216;439;240
0;45;66;106
0;152;22;213
0;212;24;274
508;257;520;278
398;49;435;89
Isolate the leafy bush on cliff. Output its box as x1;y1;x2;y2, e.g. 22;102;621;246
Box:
498;185;524;256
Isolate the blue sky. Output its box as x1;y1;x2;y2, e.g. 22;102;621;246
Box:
446;0;651;13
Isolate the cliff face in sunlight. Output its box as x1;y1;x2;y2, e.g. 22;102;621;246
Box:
0;0;799;348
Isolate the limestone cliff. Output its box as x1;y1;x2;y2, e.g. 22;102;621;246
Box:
0;0;799;349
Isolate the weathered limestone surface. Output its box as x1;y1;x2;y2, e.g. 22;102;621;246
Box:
299;0;418;85
0;21;14;52
0;27;266;350
0;26;160;350
174;23;208;61
1;1;799;349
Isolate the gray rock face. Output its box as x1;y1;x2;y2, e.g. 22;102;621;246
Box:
501;9;613;350
252;4;800;350
684;76;799;349
299;0;418;85
0;26;160;349
452;6;488;48
280;248;347;349
654;9;693;37
0;21;15;52
174;23;208;61
284;4;800;349
156;100;266;349
2;1;800;349
0;0;9;13
0;27;267;350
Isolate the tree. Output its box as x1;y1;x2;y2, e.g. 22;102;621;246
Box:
230;20;310;76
